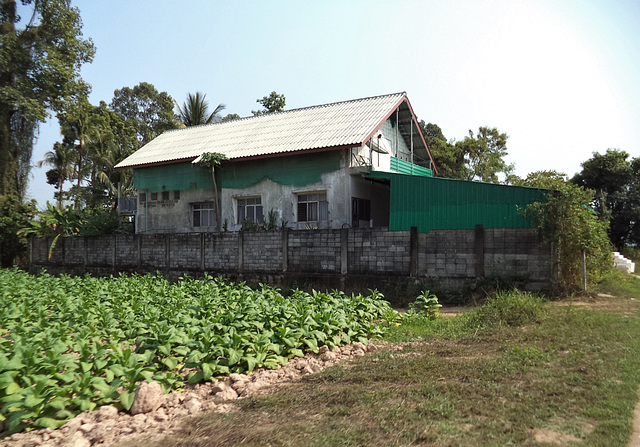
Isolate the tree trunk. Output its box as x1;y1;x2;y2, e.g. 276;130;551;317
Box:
212;166;221;233
0;0;17;198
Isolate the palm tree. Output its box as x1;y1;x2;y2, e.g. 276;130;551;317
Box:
38;142;75;209
176;92;225;127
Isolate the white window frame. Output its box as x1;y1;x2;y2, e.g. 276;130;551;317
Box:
192;202;215;228
236;196;264;224
297;192;328;222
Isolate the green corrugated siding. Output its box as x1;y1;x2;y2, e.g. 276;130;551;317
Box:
390;157;433;177
379;173;547;232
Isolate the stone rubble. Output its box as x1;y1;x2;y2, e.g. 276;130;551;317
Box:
0;342;390;447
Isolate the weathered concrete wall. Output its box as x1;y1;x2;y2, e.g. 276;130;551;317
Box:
133;149;394;234
32;227;551;299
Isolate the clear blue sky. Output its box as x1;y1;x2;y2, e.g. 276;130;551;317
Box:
28;0;640;205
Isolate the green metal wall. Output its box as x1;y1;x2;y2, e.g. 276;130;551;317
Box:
390;157;433;177
373;172;547;232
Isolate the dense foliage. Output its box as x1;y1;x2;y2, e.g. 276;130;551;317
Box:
0;0;95;201
0;270;397;434
519;171;612;294
419;122;515;183
572;149;640;250
0;196;37;267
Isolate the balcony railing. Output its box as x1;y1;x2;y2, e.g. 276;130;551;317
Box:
117;197;137;214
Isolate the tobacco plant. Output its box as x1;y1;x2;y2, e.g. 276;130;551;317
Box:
0;269;397;434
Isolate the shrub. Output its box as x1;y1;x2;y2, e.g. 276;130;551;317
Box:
406;290;442;319
468;290;547;328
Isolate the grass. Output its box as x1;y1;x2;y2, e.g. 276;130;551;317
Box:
128;273;640;447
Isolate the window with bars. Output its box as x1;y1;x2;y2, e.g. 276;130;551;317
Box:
237;197;264;224
297;192;328;222
192;202;215;227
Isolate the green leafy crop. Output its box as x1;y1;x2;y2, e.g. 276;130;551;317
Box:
0;269;396;434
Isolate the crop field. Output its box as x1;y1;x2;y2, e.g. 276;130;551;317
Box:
0;268;397;434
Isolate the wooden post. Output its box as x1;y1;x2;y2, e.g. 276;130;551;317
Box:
581;250;587;292
410;226;418;277
475;224;485;278
341;228;349;275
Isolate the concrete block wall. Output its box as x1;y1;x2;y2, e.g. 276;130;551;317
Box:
288;230;341;273
242;232;283;272
31;227;551;286
115;234;138;267
204;233;238;271
168;234;202;270
349;228;410;274
419;230;476;278
484;228;549;280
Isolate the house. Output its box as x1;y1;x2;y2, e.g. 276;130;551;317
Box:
115;92;437;233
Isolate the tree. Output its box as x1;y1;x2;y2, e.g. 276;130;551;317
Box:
252;91;285;116
38;142;75;208
456;127;514;183
176;92;225;127
0;0;95;201
572;149;637;250
196;152;228;233
110;82;178;147
0;195;36;267
419;122;464;180
418;122;514;183
521;172;611;294
221;113;241;122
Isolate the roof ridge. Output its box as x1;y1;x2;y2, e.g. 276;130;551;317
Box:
162;92;407;135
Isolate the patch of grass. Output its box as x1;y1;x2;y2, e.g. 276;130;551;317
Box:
140;277;640;447
468;289;548;328
593;269;640;299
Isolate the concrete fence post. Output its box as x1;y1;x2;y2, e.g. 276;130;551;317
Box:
201;233;205;271
341;228;348;275
475;224;485;278
238;230;244;272
410;226;418;277
112;235;117;267
282;228;289;272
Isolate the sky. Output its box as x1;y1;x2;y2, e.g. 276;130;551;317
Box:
27;0;640;205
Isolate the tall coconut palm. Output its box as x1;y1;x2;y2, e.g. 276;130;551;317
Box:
176;92;225;127
38;142;75;208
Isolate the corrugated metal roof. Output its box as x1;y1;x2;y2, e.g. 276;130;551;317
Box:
115;92;407;169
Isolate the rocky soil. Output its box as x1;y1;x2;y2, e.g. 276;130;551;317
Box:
1;342;392;447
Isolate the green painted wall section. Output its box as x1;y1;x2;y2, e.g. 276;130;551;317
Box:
390;157;433;177
133;151;342;193
372;172;547;232
217;151;342;189
134;163;213;193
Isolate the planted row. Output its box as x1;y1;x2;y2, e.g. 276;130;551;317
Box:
0;269;397;433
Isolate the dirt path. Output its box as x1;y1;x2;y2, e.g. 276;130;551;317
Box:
630;392;640;447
